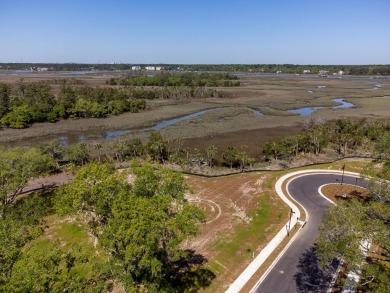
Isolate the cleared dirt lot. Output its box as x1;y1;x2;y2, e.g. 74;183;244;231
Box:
183;172;289;292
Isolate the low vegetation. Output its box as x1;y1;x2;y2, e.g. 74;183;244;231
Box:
107;72;240;87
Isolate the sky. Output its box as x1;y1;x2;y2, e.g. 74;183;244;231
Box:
1;0;390;65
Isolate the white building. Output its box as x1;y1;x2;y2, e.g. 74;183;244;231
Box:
338;70;344;75
303;69;310;74
156;66;163;71
145;66;155;71
132;66;141;70
319;70;329;77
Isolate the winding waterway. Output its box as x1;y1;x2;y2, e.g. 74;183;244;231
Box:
16;98;356;146
287;98;355;116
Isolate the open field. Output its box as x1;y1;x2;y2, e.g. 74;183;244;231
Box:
1;72;389;155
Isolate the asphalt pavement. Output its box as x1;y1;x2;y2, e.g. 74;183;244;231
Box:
254;173;365;293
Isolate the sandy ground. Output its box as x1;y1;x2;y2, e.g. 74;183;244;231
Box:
183;173;263;258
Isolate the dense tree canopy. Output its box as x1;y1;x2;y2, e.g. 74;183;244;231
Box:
0;81;146;128
55;162;212;292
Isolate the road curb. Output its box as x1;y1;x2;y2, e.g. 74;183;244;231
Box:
226;169;360;293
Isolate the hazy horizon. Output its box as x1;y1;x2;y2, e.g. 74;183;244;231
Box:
1;0;390;65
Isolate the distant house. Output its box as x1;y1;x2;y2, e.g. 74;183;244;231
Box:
276;70;282;74
303;69;310;74
132;66;141;70
30;67;48;71
338;70;344;75
145;66;155;71
156;66;163;71
319;70;329;77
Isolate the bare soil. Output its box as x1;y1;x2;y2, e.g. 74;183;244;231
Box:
182;172;289;292
321;183;368;203
183;173;263;258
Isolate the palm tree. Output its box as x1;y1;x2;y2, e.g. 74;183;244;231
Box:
206;145;218;168
94;142;103;163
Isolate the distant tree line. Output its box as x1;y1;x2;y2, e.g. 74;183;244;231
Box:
1;63;390;75
172;64;390;76
107;72;240;87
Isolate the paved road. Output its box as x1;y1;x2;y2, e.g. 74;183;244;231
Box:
254;173;365;293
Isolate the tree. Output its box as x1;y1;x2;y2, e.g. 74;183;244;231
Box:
262;139;279;160
64;143;90;165
55;163;124;223
0;193;54;288
0;147;56;207
0;82;11;118
375;131;390;159
317;159;390;291
127;138;145;158
222;144;238;168
206;145;218;168
70;98;91;118
0;104;31;128
56;162;213;291
147;132;168;163
6;240;109;293
236;146;254;172
109;138;126;163
100;164;209;291
93;142;104;163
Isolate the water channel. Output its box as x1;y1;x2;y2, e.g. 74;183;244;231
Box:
48;99;356;145
286;98;355;116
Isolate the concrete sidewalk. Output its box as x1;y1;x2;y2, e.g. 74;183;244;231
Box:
225;169;360;293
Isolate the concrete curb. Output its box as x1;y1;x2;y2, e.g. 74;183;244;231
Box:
225;169;360;293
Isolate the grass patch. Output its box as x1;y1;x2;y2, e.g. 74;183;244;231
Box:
201;172;289;292
29;214;108;279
